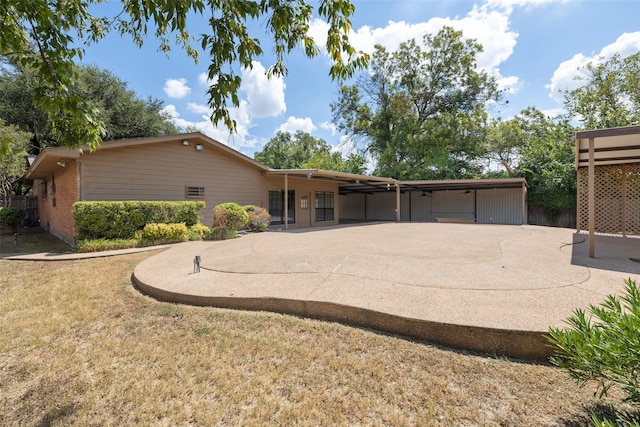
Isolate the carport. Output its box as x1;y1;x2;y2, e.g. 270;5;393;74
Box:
575;125;640;257
340;178;527;225
266;169;401;229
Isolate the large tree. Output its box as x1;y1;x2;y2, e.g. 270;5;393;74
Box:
0;0;366;155
0;120;30;205
484;107;576;215
563;52;640;130
332;26;500;180
254;130;366;174
0;65;178;152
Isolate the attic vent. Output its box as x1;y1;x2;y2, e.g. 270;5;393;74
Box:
186;186;205;198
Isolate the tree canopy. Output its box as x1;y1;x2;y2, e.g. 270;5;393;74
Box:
484;107;576;214
332;26;500;180
0;65;178;152
563;52;640;130
0;120;30;204
254;130;366;174
0;0;367;155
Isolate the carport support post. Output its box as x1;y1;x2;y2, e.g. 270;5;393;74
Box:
395;183;401;222
284;173;289;230
588;137;595;258
521;181;526;225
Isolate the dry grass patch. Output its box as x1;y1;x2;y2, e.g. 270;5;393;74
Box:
0;252;631;426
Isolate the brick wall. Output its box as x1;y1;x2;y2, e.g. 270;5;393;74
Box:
36;161;79;244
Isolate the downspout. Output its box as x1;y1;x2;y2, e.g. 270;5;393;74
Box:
395;182;401;223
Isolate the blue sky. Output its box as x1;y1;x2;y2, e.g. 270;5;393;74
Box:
79;0;640;158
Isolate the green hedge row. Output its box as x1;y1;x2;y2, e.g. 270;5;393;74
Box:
74;201;205;240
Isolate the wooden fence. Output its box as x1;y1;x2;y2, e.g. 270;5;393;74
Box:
0;195;39;224
527;205;576;229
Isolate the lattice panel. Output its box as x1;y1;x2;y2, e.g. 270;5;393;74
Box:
626;163;640;235
577;167;589;231
577;164;640;235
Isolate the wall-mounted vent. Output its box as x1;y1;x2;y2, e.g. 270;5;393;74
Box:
186;186;205;198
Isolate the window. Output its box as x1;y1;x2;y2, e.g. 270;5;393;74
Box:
315;191;334;221
186;186;205;198
269;189;295;224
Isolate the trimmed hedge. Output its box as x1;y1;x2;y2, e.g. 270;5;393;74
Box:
135;223;188;243
74;201;205;240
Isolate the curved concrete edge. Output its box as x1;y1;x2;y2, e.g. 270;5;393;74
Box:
2;244;172;261
132;272;554;361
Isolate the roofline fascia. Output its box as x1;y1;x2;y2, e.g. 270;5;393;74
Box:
266;168;398;183
25;146;82;180
575;125;640;140
25;132;269;180
84;132;269;171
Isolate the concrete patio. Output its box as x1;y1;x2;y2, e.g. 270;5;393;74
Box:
131;222;640;360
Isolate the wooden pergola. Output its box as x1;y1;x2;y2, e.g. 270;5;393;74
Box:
575;125;640;258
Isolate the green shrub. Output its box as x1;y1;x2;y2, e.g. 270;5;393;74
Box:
244;205;271;231
213;202;249;231
74;201;205;240
549;278;640;424
136;223;188;243
186;223;210;241
76;238;139;253
0;207;26;231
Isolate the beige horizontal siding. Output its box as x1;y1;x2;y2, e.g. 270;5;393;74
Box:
79;141;265;226
266;175;340;228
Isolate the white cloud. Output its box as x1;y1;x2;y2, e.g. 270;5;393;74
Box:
320;121;337;135
187;102;212;115
310;2;520;91
276;116;317;134
241;61;286;118
496;74;521;95
160;61;288;152
161;102;258;151
485;0;568;14
547;31;640;102
334;135;355;156
197;72;217;87
163;78;191;99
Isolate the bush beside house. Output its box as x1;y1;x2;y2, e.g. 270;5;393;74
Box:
213;202;249;231
244;205;271;231
74;201;269;252
74;201;205;240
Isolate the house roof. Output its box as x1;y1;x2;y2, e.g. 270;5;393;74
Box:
25;132;528;195
25;132;268;181
575;125;640;168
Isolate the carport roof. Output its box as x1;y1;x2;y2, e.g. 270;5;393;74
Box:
266;169;398;194
266;169;527;195
397;178;527;193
